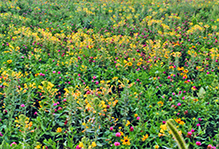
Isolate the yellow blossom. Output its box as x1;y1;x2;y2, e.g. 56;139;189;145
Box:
79;142;83;148
141;134;149;141
56;127;62;133
91;142;97;147
126;120;131;126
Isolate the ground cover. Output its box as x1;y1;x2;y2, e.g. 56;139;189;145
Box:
0;0;219;148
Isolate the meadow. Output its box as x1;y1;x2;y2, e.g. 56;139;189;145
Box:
0;0;219;148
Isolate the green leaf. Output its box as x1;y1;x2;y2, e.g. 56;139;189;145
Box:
197;87;206;98
166;119;188;149
96;141;103;147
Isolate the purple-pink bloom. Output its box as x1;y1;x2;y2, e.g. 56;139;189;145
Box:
130;126;134;131
177;103;181;106
196;141;201;146
114;142;120;146
115;132;121;137
207;144;212;149
76;145;81;149
10;142;17;147
20;104;25;107
187;131;192;136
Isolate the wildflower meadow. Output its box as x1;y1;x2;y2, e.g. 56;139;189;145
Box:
0;0;219;148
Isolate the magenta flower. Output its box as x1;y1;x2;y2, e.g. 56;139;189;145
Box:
182;96;185;100
196;123;201;127
198;118;202;121
93;76;97;79
76;145;81;149
196;141;201;146
115;132;121;137
114;142;120;146
187;131;192;136
136;117;140;120
191;129;195;132
130;126;134;131
207;144;212;149
0;132;3;136
10;142;17;147
177;103;181;106
110;127;113;131
20;104;25;107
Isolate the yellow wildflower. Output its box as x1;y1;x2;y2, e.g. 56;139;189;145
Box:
79;142;83;148
91;142;97;147
121;136;131;145
56;127;62;133
126;120;131;126
141;134;149;141
7;60;12;64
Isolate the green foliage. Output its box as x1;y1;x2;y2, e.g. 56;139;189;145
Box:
166;119;188;149
0;0;219;148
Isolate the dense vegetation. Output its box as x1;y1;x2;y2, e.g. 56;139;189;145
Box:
0;0;219;148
